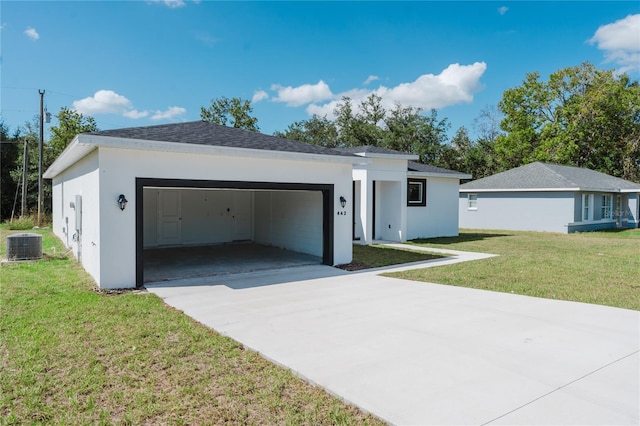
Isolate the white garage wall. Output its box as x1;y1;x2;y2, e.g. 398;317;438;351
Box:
144;189;246;247
407;177;461;239
51;150;101;284
255;191;323;257
96;146;353;288
146;188;324;252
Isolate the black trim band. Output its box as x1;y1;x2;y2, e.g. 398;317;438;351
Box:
136;178;334;287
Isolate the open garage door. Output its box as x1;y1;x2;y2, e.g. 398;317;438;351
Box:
135;178;333;286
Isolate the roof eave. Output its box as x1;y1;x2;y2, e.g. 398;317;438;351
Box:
44;134;368;179
459;187;640;193
355;152;419;160
409;171;472;179
43;136;96;179
459;187;581;193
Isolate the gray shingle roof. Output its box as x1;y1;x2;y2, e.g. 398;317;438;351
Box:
408;161;467;175
88;121;356;157
460;162;640;192
334;145;409;155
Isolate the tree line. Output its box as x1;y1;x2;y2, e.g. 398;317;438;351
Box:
2;62;638;221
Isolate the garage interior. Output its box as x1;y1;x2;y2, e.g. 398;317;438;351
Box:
136;179;333;285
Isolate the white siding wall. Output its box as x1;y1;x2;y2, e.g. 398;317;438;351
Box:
458;192;575;233
95;147;352;289
51;150;101;284
143;189;255;247
376;181;402;241
407;177;460;239
353;158;407;244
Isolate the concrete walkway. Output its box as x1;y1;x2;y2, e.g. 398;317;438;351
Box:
146;246;639;425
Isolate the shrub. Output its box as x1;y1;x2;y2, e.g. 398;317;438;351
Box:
5;216;36;230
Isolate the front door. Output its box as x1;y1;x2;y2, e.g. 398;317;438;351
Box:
233;191;252;241
158;190;181;245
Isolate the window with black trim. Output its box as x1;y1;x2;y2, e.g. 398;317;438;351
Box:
407;179;426;206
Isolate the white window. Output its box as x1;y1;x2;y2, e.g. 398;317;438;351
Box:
582;194;593;221
468;194;478;210
601;194;613;219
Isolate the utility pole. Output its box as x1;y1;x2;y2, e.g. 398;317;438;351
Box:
21;139;29;217
38;89;45;226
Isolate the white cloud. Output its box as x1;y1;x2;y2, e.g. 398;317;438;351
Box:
74;90;189;121
24;27;39;40
589;14;640;74
252;90;269;103
124;109;150;119
149;0;186;8
297;62;487;119
151;106;186;121
378;62;486;108
363;75;379;85
73;90;134;115
271;80;334;106
73;90;186;121
497;6;508;15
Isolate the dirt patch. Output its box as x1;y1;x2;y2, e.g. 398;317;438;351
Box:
93;287;148;296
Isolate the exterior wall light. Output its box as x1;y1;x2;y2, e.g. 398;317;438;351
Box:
340;196;347;208
117;194;128;211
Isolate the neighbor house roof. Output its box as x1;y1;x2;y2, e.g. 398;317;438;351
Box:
460;162;640;193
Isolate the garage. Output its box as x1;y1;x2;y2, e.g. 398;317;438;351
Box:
138;179;334;284
45;121;359;289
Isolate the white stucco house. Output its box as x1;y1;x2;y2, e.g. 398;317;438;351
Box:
45;122;469;289
337;146;471;243
459;162;640;233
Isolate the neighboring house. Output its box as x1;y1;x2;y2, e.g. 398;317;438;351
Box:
337;146;471;243
44;122;470;289
459;162;640;233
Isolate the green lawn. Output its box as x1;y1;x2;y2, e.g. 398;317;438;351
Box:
387;229;640;311
338;244;447;270
3;227;637;423
0;227;383;425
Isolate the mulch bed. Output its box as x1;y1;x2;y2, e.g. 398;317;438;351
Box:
335;261;372;271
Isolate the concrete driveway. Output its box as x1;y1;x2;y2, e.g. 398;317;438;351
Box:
146;249;639;425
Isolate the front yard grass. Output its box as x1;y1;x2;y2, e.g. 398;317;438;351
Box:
387;229;640;311
0;227;383;425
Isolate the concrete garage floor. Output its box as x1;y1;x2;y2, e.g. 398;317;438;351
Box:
143;242;321;283
146;246;640;425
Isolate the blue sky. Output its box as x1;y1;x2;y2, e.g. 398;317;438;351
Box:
2;1;639;140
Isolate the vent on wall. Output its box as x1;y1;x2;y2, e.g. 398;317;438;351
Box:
6;233;43;261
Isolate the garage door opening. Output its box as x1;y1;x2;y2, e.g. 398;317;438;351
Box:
136;178;334;286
